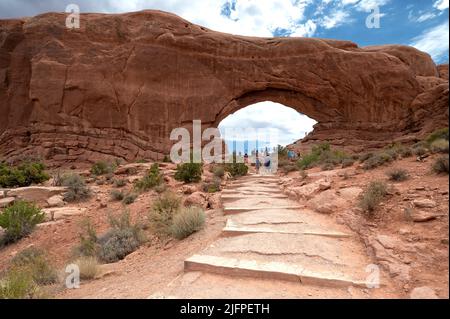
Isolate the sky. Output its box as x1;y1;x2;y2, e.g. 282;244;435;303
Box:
0;0;448;149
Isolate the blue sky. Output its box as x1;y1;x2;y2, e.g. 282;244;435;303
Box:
0;0;448;148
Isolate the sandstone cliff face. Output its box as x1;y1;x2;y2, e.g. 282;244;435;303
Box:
0;10;448;162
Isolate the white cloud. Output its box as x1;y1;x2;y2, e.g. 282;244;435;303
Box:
354;0;390;11
218;102;317;146
434;0;449;11
290;20;317;37
416;12;438;22
410;20;449;62
320;10;351;29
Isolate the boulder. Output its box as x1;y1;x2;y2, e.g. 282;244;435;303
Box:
43;207;87;221
46;195;65;208
207;193;222;209
181;185;197;195
7;187;67;205
413;199;437;208
184;192;208;209
337;187;363;201
292;178;331;200
308;189;346;214
412;211;439;222
0;197;15;208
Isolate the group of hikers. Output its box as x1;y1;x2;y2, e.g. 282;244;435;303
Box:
242;149;300;174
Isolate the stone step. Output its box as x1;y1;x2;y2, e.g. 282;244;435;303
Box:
184;255;368;288
221;224;352;239
148;271;375;299
223;205;303;215
221;194;288;202
222;190;285;195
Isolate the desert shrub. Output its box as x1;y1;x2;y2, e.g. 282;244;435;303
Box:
0;201;45;245
110;190;125;201
148;192;181;237
91;161;115;176
162;155;171;163
11;247;57;285
175;162;203;183
74;256;99;280
202;178;221;193
124;167;138;175
362;152;393;170
212;165;225;178
0;161;50;188
122;193;138;205
74;219;99;258
170;206;205;240
297;142;349;170
97;211;145;263
386;168;409;182
426;127;449;145
51;170;64;187
412;146;428;156
113;178;127;188
430;139;449;153
297;152;320;169
358;181;388;214
321;163;335;171
341;158;355;168
279;159;298;173
277;145;289;158
61;174;91;202
154;183;167;194
359;152;374;163
0;268;39;299
224;162;248;177
398;147;413;158
432;155;449;174
134;163;163;191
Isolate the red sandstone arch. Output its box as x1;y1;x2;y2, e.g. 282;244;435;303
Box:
0;10;448;163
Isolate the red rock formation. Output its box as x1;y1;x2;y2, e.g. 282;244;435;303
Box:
0;10;448;162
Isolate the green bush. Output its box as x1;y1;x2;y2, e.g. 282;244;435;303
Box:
412;146;428;156
148;192;181;238
74;219;99;258
212;165;225;178
432;155;449;174
97;211;145;263
279;159;298;173
62;174;91;202
426;127;449;145
297;142;350;170
170;206;205;240
224;162;248;177
113;178;127;188
362;153;393;170
175;162;203;183
122;193;138;205
202;178;221;193
73;256;99;280
386;168;409;182
358;181;388;214
0;201;45;245
91;161;116;176
341;158;355;168
162;155;171;163
110;190;125;201
430;139;449;153
134;163;163;191
11;247;57;285
0;267;39;299
0;161;50;188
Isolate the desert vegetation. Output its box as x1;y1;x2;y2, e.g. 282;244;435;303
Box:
174;162;203;183
0;201;45;246
358;181;388;215
148;191;205;240
134;163;163;191
0;161;49;188
61;174;91;202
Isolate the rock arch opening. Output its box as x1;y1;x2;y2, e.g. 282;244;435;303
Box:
217;101;317;155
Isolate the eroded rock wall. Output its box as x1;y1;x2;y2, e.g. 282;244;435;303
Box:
0;10;448;162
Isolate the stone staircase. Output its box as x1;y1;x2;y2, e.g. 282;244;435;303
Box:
150;173;398;299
